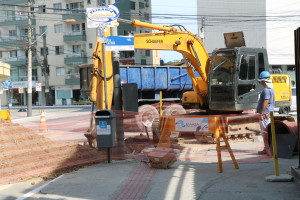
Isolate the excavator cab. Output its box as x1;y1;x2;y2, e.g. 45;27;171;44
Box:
209;47;268;112
207;32;268;112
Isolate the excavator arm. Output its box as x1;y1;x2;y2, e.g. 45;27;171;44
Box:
90;29;114;110
89;19;211;109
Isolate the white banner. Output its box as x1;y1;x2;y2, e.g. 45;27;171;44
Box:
86;4;120;28
175;118;209;132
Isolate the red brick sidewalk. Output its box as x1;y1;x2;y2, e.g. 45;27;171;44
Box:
112;163;156;200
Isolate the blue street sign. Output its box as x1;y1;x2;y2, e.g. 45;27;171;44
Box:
99;121;107;129
106;36;134;51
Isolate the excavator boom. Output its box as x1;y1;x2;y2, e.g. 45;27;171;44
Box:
123;20;211;107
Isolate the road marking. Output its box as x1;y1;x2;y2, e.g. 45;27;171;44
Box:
16;175;64;200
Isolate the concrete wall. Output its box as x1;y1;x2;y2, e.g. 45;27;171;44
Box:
197;0;266;53
197;0;299;66
266;0;299;65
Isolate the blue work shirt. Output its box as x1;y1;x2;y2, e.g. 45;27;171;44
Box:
256;87;275;114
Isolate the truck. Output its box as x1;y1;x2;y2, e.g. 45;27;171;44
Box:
80;65;193;105
85;19;292;148
119;65;193;105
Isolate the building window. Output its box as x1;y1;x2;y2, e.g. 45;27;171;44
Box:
57;90;71;99
18;67;27;81
72;24;80;32
54;24;63;33
32;69;38;81
56;67;65;76
39;26;47;35
40;47;49;56
55;46;64;55
130;1;136;10
11;68;18;81
0;51;2;58
139;2;145;9
141;59;146;65
53;3;62;12
9;30;16;37
98;0;106;6
87;0;91;4
69;2;84;13
144;13;150;20
38;5;46;13
10;50;17;57
89;43;93;49
120;51;134;58
146;50;150;57
72;45;81;53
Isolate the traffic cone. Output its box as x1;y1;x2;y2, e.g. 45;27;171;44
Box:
39;111;48;132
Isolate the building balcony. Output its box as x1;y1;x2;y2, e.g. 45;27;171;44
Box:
64;53;88;64
62;11;86;22
0;0;33;5
65;73;80;85
0;37;27;48
0;18;36;27
1;57;38;67
63;31;86;42
1;57;26;67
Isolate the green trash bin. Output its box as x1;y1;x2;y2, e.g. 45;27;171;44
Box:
95;110;116;148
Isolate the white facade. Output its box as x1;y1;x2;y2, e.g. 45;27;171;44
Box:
266;0;299;65
197;0;299;67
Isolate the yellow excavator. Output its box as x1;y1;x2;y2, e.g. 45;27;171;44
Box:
86;19;291;147
89;19;291;113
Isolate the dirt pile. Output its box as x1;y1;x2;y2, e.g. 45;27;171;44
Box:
0;122;103;184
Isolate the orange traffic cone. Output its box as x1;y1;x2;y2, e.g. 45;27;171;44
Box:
39;111;48;132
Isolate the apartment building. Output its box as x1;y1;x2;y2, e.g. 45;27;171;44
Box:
117;0;160;66
0;0;156;106
197;0;299;83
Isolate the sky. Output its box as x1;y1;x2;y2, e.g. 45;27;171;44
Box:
151;0;197;62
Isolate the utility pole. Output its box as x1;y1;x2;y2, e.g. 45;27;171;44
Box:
199;17;206;44
109;0;124;158
109;0;120;62
43;35;50;105
27;1;33;117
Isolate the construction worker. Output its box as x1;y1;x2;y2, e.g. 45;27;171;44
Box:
256;71;274;155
